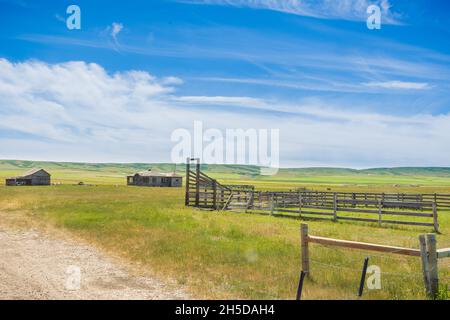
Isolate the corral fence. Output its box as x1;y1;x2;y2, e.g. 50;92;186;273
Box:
300;223;450;299
185;160;443;232
185;158;232;209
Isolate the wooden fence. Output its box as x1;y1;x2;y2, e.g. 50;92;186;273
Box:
307;191;450;210
185;162;442;232
300;223;449;298
221;189;440;232
185;158;232;209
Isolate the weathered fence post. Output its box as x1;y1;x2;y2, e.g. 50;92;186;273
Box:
212;180;217;210
432;203;439;233
259;191;262;209
333;193;337;222
378;200;383;227
185;157;190;206
419;234;431;295
299;193;303;218
301;224;310;274
195;159;200;207
427;234;439;299
270;193;275;215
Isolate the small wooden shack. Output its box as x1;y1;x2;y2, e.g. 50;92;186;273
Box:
5;168;51;186
127;169;182;187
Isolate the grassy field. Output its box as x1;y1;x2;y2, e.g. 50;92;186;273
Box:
0;160;449;300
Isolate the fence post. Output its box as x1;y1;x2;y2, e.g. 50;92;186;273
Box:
358;257;370;297
426;234;439;299
185;157;190;206
333;193;337;222
378;200;383;227
270;193;275;215
432;203;439;233
419;235;431;296
259;191;262;209
212;180;217;210
301;224;309;274
299;193;303;218
296;271;307;300
195;159;200;207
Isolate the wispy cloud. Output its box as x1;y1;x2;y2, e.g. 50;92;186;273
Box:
193;76;433;94
172;95;267;107
363;81;431;90
178;0;402;24
19;24;450;83
111;22;123;41
108;22;124;50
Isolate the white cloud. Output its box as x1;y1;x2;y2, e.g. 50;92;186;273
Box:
111;22;123;39
179;0;401;24
109;22;124;49
363;80;430;90
172;95;267;107
161;76;184;85
0;58;449;167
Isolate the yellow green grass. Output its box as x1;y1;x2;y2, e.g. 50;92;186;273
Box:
0;181;449;299
1;160;449;299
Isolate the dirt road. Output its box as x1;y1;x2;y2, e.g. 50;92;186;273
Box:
0;229;188;300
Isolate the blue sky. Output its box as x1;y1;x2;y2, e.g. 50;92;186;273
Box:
0;0;450;167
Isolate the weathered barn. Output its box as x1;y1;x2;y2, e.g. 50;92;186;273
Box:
127;169;182;187
5;168;51;186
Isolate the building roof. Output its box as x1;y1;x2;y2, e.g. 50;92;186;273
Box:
9;168;50;179
128;169;182;178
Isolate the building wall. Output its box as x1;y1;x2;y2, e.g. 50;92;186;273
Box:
5;179;17;186
128;175;182;187
30;172;51;185
170;177;182;187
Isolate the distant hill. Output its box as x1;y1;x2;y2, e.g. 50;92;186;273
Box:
1;159;450;177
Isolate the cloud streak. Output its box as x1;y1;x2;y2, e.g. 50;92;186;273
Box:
363;81;430;90
178;0;402;24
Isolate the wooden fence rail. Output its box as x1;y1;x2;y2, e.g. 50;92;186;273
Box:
300;223;448;299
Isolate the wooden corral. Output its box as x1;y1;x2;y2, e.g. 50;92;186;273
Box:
185;161;443;232
185;158;232;209
5;168;51;186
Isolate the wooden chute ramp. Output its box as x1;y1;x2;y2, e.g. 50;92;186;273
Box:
185;159;441;232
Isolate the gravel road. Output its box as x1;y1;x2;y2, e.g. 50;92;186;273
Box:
0;229;188;300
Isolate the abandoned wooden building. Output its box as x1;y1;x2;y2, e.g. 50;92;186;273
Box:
5;168;51;186
127;169;182;187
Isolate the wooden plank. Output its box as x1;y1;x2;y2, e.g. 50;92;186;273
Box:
378;219;434;227
432;203;439;233
437;248;450;258
276;209;334;216
307;235;421;257
336;207;433;217
221;192;234;211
